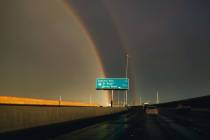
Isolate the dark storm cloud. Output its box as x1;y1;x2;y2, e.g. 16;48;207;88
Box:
69;0;127;77
0;0;109;105
69;0;138;104
104;0;210;102
70;0;210;103
1;0;209;105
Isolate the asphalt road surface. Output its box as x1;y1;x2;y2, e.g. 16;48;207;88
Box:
51;109;206;140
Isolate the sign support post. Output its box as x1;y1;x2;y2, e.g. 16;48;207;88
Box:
111;90;114;107
118;91;120;107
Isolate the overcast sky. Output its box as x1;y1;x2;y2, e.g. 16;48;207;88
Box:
0;0;109;106
69;0;210;103
0;0;210;105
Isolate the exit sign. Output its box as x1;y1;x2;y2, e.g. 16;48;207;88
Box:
96;78;129;90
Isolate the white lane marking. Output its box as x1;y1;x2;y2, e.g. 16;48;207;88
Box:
159;115;201;140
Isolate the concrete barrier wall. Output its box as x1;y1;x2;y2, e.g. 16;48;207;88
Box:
0;105;126;133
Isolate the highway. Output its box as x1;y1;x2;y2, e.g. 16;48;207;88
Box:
51;109;206;140
2;108;209;140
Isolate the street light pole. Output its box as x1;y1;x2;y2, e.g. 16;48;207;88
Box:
156;90;159;104
59;96;62;106
125;54;129;106
139;96;142;105
90;95;92;104
118;90;120;107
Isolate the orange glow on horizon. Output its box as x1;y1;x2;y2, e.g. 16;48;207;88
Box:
0;96;98;107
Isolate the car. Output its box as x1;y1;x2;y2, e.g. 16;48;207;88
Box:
145;106;159;115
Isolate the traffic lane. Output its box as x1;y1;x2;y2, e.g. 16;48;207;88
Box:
53;110;203;140
120;112;203;140
158;115;202;140
52;111;137;140
160;109;210;138
118;112;169;140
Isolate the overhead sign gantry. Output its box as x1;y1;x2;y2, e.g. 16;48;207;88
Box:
96;78;129;90
96;78;129;107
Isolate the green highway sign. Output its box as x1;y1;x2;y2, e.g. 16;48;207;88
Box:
96;78;129;90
